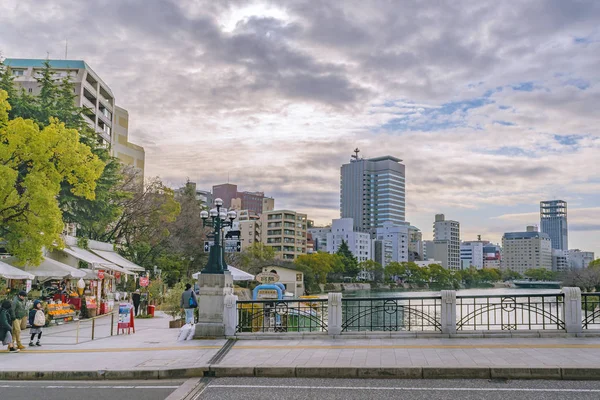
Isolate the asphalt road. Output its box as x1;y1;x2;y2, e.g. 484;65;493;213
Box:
0;380;183;400
196;378;600;400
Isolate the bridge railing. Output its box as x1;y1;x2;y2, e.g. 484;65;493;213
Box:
231;287;599;336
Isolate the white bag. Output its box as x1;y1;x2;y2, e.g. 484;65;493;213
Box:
33;310;46;327
177;323;192;341
186;324;195;340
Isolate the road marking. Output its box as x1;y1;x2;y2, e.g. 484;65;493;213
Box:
233;343;600;350
207;384;600;393
0;385;180;389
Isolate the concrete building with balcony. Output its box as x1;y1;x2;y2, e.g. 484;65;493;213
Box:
112;106;145;181
568;249;595;270
261;210;307;260
375;222;409;267
340;150;406;233
502;226;552;274
325;218;372;263
408;226;424;261
432;214;461;270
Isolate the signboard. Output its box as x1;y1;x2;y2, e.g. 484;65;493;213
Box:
115;272;121;279
117;303;135;334
85;296;97;309
256;289;279;300
139;277;149;287
256;272;280;284
97;270;105;280
25;280;32;293
204;240;242;253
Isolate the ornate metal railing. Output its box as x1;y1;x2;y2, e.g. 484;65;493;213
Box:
456;294;565;331
236;299;328;333
582;293;600;329
341;296;442;332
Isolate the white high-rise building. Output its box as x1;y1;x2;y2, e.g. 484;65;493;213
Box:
460;241;486;270
502;226;552;274
568;250;595;270
375;222;409;266
307;226;331;252
432;214;461;270
326;218;371;262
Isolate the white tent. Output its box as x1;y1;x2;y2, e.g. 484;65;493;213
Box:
89;249;146;272
192;266;254;281
60;246;135;276
0;260;35;280
3;257;86;279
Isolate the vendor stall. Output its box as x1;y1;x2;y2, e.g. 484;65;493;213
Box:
0;260;35;296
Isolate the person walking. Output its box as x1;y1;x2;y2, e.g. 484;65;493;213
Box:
132;289;141;316
1;300;19;353
28;300;45;347
11;290;27;350
180;283;198;324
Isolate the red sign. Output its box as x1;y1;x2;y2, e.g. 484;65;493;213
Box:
139;277;149;287
115;272;121;279
97;271;105;279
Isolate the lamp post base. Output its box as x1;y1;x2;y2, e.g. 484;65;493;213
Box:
194;271;234;338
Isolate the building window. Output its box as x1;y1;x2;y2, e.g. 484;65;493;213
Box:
28;88;33;93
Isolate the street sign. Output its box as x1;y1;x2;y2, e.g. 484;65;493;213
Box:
204;240;242;253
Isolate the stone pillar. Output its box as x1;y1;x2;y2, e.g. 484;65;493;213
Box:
223;293;238;337
562;287;582;334
194;272;234;338
441;290;457;334
328;292;343;336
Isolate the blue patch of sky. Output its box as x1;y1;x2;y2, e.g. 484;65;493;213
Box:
498;105;511;110
564;78;590;90
479;146;537;158
493;120;515;126
553;134;585;146
511;82;535;91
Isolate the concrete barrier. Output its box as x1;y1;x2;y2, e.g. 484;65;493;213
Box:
254;366;295;377
562;368;600;380
210;366;255;377
423;367;490;379
296;367;357;378
357;367;422;379
104;370;160;380
158;367;208;379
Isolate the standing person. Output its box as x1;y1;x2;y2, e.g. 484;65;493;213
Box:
132;289;141;316
1;300;19;353
180;283;198;324
11;291;27;350
28;300;45;347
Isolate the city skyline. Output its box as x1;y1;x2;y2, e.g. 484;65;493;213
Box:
1;1;598;256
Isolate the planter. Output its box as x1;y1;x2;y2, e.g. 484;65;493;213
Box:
169;319;184;329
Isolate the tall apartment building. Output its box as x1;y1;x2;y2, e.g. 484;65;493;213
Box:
340;150;406;233
502;226;552;274
212;183;273;216
540;200;568;251
261;210;307;260
460;240;487;270
326;218;372;263
372;239;394;267
238;219;261;250
375;222;409;266
432;214;461;270
568;250;595;270
408;226;424;261
4;58;145;176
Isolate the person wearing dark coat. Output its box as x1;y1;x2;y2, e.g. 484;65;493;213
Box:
1;300;19;353
132;289;141;316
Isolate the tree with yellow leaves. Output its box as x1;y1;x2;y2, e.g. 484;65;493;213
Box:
0;89;104;264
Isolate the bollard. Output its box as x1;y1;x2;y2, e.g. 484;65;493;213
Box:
91;318;95;341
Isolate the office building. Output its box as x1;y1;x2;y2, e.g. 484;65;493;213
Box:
340;150;406;233
307;226;331;252
374;222;409;266
212;183;273;216
432;214;461;270
4;58;145;175
568;250;595;270
460;240;487;270
408;226;424;261
261;210;307;260
502;226;552;274
372;239;394;267
540;200;568;251
212;184;239;209
326;218;372;263
483;244;502;269
552;249;570;272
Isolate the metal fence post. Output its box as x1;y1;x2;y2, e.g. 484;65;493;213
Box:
328;292;343;336
91;318;95;341
563;287;582;334
441;290;457;334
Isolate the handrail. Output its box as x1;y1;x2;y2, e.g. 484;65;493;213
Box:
456;293;563;299
342;296;442;301
238;299;327;304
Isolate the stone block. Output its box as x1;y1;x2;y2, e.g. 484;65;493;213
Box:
52;370;105;380
210;366;255;377
104;370;160;380
357;367;422;379
296;367;357;378
490;368;532;379
2;371;52;380
254;367;295;377
562;368;600;380
158;367;208;379
423;367;490;379
530;367;562;379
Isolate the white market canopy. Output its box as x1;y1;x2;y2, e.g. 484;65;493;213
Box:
3;257;86;279
89;249;146;272
60;246;135;276
0;260;35;280
192;266;254;281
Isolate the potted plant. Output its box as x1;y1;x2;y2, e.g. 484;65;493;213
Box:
163;281;186;328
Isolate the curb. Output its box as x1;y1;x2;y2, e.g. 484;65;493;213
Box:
1;366;598;381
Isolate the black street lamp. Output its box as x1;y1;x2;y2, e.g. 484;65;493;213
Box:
200;198;237;274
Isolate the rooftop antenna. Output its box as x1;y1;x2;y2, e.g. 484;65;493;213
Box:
351;148;360;161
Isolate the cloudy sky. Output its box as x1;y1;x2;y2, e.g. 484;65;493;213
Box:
2;0;599;256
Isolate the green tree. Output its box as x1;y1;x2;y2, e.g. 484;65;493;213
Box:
295;252;341;293
589;259;600;269
384;261;404;282
336;240;359;278
501;268;523;281
0;90;105;264
524;268;557;281
238;242;276;275
359;260;384;282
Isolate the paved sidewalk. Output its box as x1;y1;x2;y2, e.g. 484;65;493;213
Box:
4;317;600;380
